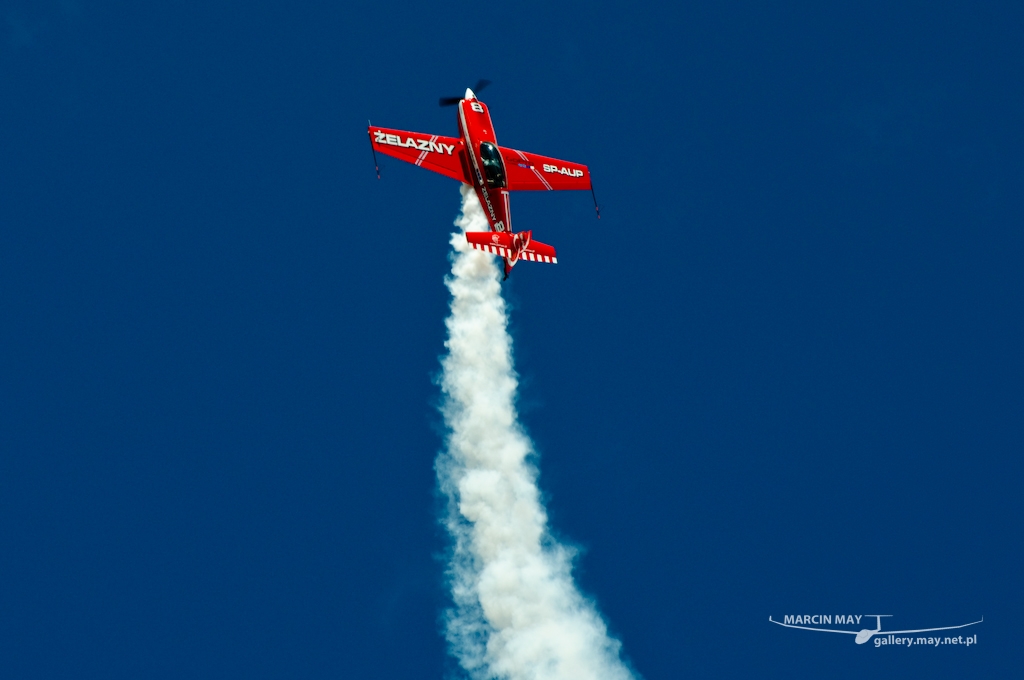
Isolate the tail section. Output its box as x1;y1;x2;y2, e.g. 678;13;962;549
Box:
465;230;557;279
466;230;557;263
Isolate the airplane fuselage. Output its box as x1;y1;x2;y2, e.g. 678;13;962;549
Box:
456;96;512;234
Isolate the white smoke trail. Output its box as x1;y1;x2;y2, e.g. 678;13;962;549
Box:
436;185;635;680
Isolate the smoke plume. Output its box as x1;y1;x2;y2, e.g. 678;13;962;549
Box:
436;185;635;680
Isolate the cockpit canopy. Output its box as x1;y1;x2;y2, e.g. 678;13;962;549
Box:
479;142;507;189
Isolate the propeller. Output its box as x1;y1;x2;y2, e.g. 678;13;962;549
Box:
439;79;491;107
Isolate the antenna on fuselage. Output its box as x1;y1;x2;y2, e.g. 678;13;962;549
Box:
590;180;601;219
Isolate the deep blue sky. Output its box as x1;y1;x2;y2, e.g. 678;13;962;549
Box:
1;1;1020;678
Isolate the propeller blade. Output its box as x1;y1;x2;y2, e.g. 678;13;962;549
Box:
439;81;490;107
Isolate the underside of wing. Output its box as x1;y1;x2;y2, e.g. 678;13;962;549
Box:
499;146;591;191
369;126;470;183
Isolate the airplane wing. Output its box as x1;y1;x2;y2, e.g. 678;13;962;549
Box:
768;618;857;635
464;232;558;264
885;619;984;635
499;146;591;191
369;126;469;183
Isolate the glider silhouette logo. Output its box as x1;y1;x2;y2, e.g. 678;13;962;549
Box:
769;614;983;646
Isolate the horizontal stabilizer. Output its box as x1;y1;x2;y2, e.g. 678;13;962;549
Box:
465;231;557;264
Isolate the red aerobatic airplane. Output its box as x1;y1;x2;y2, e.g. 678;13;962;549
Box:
368;80;598;279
